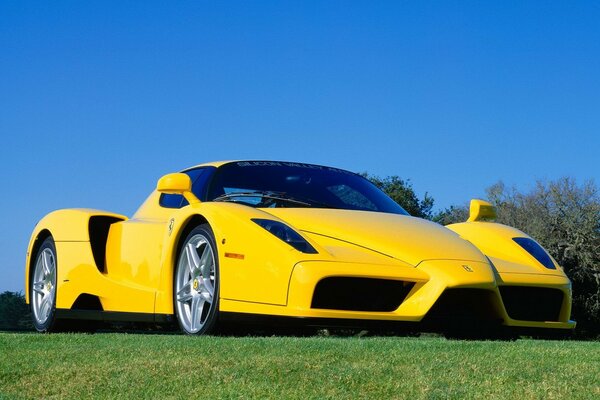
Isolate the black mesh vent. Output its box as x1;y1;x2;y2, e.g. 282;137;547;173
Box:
311;277;414;312
499;286;563;322
423;289;499;322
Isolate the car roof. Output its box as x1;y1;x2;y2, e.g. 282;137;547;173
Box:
184;160;238;170
183;160;355;174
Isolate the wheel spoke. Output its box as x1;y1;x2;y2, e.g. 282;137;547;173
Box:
42;251;52;276
199;245;211;275
186;243;201;274
176;282;193;303
43;301;52;319
202;278;214;299
33;280;45;295
40;295;51;318
190;295;205;331
200;291;212;303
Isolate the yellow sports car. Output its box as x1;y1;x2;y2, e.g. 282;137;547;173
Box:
25;161;575;336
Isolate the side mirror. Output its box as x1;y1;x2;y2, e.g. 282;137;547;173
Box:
157;173;200;204
467;199;496;222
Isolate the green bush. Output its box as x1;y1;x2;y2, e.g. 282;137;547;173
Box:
0;291;33;331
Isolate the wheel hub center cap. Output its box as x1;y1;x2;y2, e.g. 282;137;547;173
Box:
193;279;199;290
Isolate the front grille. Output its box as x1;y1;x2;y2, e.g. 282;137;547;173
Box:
499;286;563;322
311;277;414;312
423;289;500;323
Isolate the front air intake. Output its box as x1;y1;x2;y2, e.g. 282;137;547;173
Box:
311;277;414;312
499;286;563;322
423;289;500;323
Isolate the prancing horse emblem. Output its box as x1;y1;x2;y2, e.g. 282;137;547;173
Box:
168;218;175;236
462;264;473;272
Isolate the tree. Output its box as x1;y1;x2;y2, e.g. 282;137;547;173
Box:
0;291;33;331
362;173;434;219
432;204;469;225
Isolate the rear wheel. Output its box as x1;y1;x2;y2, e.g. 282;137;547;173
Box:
174;224;219;335
31;237;59;332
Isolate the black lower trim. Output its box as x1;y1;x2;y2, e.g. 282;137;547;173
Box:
53;309;572;336
55;309;173;323
218;312;572;337
507;326;574;339
219;311;422;331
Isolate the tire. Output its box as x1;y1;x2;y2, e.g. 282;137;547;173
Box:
30;237;59;332
174;224;220;335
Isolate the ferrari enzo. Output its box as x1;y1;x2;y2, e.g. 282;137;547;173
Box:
25;160;575;336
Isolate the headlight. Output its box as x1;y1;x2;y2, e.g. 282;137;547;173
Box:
512;237;556;269
252;219;317;254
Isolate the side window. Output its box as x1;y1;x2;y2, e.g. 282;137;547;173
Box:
327;184;377;211
159;167;214;209
160;193;185;209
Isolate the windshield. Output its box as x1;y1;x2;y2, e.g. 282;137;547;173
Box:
207;161;409;215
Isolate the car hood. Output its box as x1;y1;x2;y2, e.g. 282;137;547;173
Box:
263;208;487;266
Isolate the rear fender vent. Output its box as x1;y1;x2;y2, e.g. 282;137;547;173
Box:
311;277;414;312
499;286;563;322
89;216;124;273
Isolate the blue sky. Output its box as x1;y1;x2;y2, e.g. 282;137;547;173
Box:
1;2;599;292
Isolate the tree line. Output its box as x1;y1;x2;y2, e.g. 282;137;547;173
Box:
1;175;598;336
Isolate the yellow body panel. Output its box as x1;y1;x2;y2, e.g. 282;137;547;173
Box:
25;161;575;333
24;209;127;304
103;219;165;311
266;208;487;266
54;241;155;313
446;221;564;275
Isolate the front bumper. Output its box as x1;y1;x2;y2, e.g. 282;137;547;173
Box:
219;260;576;331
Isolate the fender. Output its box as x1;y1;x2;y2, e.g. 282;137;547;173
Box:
446;221;565;276
153;202;326;314
25;209;127;303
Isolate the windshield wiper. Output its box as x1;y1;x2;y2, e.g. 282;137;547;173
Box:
212;191;312;207
290;195;341;210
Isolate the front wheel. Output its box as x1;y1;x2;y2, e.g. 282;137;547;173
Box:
174;224;220;335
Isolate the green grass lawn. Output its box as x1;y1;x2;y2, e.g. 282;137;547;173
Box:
0;333;598;399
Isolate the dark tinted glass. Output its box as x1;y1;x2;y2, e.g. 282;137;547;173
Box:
160;193;185;209
513;237;556;269
207;161;409;215
159;167;216;208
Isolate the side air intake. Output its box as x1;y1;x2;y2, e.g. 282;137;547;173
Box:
71;293;103;311
89;216;124;273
